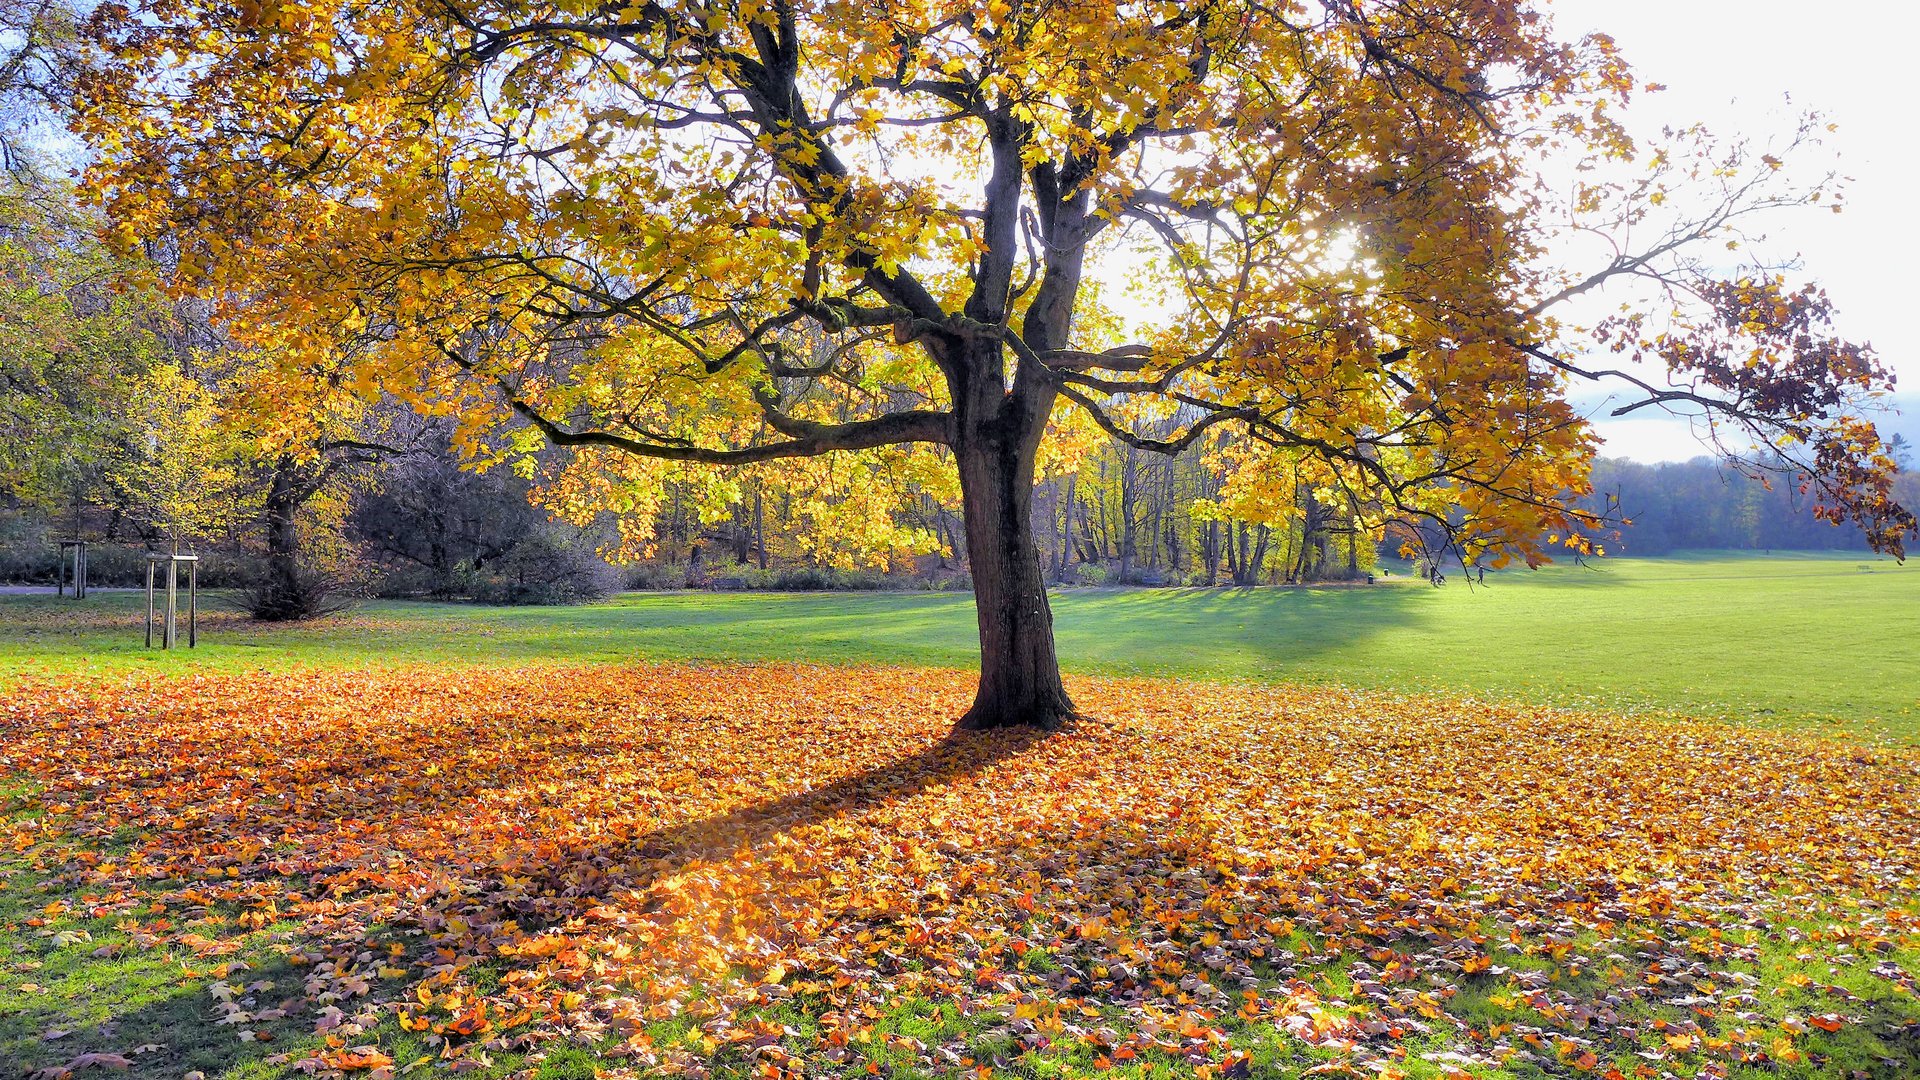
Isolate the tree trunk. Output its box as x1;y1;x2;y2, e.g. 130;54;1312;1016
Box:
262;455;303;611
954;432;1077;731
1056;476;1075;575
943;511;967;571
754;488;768;570
944;130;1085;730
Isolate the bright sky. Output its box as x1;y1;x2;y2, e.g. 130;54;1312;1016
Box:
1549;0;1918;461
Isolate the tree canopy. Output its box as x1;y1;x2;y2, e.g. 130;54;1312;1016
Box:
77;0;1915;726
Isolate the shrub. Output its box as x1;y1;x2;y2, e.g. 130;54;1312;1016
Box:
240;563;355;621
0;531;261;588
368;564;445;600
462;535;618;605
623;562;691;591
1072;563;1109;586
691;564;961;592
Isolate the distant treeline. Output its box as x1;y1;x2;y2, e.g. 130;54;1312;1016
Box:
1582;457;1920;555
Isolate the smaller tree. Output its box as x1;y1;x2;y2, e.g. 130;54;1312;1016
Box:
353;421;617;603
0;0;83;172
96;363;255;547
0;174;168;522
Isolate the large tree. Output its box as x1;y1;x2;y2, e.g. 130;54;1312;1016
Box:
79;0;1912;728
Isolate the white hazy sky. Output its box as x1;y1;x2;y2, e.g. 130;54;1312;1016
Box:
1549;0;1917;461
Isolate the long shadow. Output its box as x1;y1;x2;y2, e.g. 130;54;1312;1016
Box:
0;937;318;1080
0;718;1051;1075
496;722;1051;925
146;709;1049;919
54;703;1045;904
21;784;1920;1080
1050;585;1428;671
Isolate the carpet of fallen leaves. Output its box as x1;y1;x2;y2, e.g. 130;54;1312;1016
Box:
2;664;1918;1080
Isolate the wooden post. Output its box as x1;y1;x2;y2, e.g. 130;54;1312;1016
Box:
145;559;155;648
188;560;198;648
164;557;178;649
59;542;90;599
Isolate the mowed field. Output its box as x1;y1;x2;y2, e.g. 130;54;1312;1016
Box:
1;551;1918;1080
2;551;1914;740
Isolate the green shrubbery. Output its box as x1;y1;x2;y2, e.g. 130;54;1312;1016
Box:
697;565;971;592
0;516;258;587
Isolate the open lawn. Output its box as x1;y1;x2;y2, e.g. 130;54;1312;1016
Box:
1;551;1914;741
2;552;1917;1080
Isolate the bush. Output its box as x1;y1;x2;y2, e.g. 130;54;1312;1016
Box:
367;564;446;600
0;514;53;583
461;535;618;605
922;571;971;592
240;563;355;621
375;557;973;595
709;566;884;591
366;535;618;605
1072;563;1109;586
622;562;691;590
0;521;260;588
689;564;967;592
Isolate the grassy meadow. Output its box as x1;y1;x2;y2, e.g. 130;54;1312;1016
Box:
2;550;1914;741
2;551;1917;1080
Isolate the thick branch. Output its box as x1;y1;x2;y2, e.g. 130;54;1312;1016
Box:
511;397;952;464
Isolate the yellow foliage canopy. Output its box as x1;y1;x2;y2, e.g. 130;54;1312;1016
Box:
76;0;1676;567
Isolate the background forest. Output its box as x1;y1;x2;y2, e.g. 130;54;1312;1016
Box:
7;167;1914;609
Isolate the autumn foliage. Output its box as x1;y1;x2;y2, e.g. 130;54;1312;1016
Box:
5;665;1917;1077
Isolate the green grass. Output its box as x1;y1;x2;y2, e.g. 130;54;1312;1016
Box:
3;550;1914;741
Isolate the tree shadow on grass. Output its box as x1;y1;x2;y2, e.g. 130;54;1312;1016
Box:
0;874;318;1080
501;722;1053;924
0;719;1053;1079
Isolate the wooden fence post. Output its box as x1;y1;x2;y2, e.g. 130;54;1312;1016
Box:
164;557;178;649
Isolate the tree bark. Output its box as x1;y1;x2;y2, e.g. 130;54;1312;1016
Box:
754;488;768;570
1056;475;1075;575
954;431;1078;730
261;455;304;612
1117;447;1139;583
